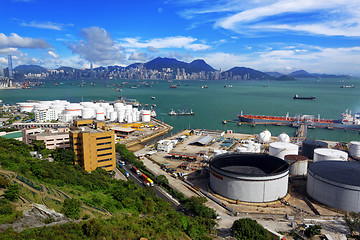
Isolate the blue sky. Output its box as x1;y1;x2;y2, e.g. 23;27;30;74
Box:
0;0;360;75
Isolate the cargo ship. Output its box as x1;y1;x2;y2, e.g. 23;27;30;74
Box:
293;94;316;100
238;110;360;130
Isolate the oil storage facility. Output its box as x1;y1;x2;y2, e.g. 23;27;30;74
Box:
209;153;289;203
307;161;360;212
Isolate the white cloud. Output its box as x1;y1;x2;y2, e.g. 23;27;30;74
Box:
200;45;360;75
128;52;148;61
0;33;51;49
121;36;210;51
147;46;159;52
68;26;126;65
20;21;73;31
48;50;59;58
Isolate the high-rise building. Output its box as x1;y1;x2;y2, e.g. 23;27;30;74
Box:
70;126;116;172
8;55;13;78
0;65;4;77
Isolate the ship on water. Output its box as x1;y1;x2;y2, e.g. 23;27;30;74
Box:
340;85;354;88
238;109;360;130
168;109;195;116
293;94;316;100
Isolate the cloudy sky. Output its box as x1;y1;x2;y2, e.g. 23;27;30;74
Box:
0;0;360;75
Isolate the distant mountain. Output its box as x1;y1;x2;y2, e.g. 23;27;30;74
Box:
266;72;284;78
276;75;296;81
225;67;275;80
143;57;214;73
14;65;47;75
126;63;144;70
289;70;349;78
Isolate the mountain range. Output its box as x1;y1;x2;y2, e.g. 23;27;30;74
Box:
12;57;349;80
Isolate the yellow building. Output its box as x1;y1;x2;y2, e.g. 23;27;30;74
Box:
70;126;116;172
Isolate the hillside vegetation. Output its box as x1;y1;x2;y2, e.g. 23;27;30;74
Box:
0;138;216;239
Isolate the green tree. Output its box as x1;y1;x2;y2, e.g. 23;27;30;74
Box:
3;184;20;202
52;149;75;165
31;140;46;152
345;212;360;235
231;218;276;240
61;198;81;219
0;176;10;188
155;175;169;186
304;225;322;238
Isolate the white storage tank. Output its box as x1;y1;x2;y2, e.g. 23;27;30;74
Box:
126;104;133;111
284;155;308;176
117;111;125;123
100;102;110;108
349;141;360;159
258;130;271;143
269;142;299;160
277;133;290;143
141;110;151;122
82;108;95;119
65;104;83;117
96;107;105;121
126;114;133;123
18;102;36;112
110;112;118;122
313;148;348;162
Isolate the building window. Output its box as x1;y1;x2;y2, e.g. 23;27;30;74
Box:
97;153;112;157
97;147;112;152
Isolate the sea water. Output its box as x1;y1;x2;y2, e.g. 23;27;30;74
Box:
1;78;360;142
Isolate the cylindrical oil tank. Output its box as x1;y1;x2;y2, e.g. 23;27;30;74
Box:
110;112;118;122
18;102;35;112
126;114;133;123
117;111;125;123
258;130;271;143
210;153;289;202
141;110;151;122
349;141;360;159
284;155;308;176
313;148;348;162
307;161;360;212
96;107;105;121
65;104;83;117
269;142;299;160
125;104;133;111
82;108;95;119
34;103;48;111
277;133;290;143
302;139;328;159
100;102;110;108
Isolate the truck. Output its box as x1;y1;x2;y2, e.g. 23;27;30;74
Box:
131;166;140;175
125;171;129;178
140;173;154;186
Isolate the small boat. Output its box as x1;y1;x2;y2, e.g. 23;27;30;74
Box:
340;85;354;88
293;94;316;100
168;109;177;116
116;88;122;92
201;85;208;89
130;86;138;89
151;96;156;100
224;85;232;88
170;85;177;88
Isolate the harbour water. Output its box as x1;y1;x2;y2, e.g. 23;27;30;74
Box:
1;77;360;142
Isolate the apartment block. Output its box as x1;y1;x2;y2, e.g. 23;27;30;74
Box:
70;126;115;172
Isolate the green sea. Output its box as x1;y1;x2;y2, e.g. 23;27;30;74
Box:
1;78;360;142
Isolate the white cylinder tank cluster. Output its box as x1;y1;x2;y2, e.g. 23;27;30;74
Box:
269;142;299;160
313;148;348;162
236;140;261;153
349;141;360;159
258;130;271;143
141;110;151;122
284;155;308;176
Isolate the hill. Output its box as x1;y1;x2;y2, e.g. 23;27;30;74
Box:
289;70;349;78
224;67;275;80
265;72;284;78
276;75;297;81
14;65;47;75
144;57;214;73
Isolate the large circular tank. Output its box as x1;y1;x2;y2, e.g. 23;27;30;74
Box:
117;111;125;123
34;103;48;111
269;142;299;160
210;153;289;202
277;133;290;143
18;102;35;112
96;107;105;121
82;108;95;119
284;155;308;176
258;130;271;143
313;148;348;162
349;141;360;159
110;112;118;122
65;104;83;117
302;140;328;159
307;161;360;212
141;110;151;122
126;114;133;123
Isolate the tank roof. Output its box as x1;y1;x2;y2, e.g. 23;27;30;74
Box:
309;161;360;187
210;153;289;177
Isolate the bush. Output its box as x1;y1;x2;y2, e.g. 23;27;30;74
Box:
61;198;82;220
231;218;277;240
3;184;20;202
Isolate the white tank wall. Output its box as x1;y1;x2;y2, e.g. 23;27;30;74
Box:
289;160;308;176
96;107;105;121
307;169;360;212
269;142;299;160
210;167;288;202
313;148;348;162
349;142;360;158
142;110;151;122
19;102;35;112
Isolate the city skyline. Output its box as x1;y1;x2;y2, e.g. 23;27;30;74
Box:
0;0;359;75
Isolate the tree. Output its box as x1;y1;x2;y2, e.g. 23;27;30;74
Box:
304;225;322;238
0;176;10;188
231;218;276;240
345;212;360;236
155;175;169;186
3;184;20;202
61;198;81;219
31;140;46;152
52;149;75;165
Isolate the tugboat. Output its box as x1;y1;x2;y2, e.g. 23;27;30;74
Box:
168;109;177;116
293;94;316;100
151;96;156;100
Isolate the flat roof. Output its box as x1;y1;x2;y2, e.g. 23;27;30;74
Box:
309;161;360;187
0;131;22;139
110;126;135;133
168;151;199;158
191;135;215;145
